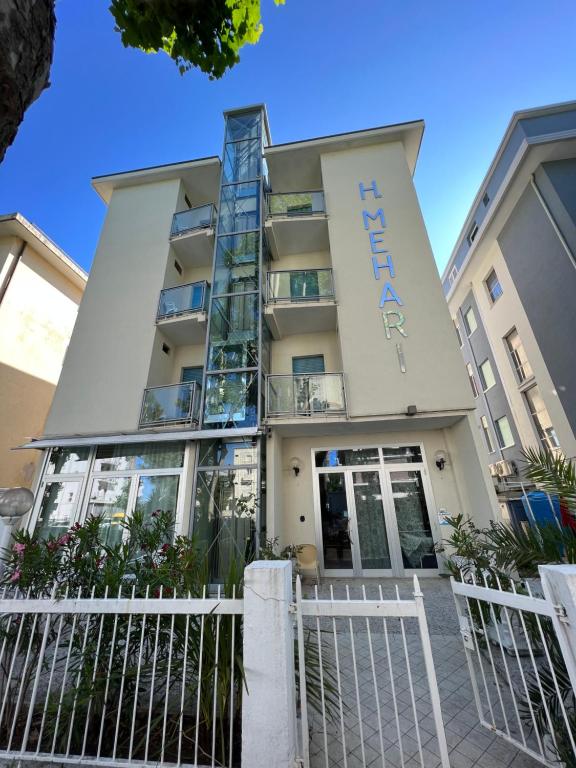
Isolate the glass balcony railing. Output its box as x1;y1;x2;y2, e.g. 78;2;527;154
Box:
170;204;217;238
266;191;325;218
157;281;209;321
266;373;346;418
139;382;201;428
266;269;334;303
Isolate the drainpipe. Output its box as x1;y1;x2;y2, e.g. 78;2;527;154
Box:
530;173;576;270
0;238;26;306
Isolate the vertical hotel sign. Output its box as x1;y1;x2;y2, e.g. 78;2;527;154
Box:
358;180;406;340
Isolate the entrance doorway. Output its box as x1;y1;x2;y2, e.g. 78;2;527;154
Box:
313;445;439;577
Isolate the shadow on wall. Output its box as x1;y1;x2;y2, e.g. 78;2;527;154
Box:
0;362;54;488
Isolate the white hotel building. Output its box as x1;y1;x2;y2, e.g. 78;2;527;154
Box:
21;106;498;579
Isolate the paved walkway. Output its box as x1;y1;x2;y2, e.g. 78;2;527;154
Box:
301;577;542;768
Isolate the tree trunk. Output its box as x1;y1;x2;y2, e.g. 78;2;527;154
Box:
0;0;56;163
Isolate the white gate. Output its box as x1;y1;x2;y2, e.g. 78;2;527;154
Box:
451;570;576;767
0;584;244;768
294;575;450;768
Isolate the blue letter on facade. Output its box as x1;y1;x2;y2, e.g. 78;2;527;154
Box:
358;180;383;200
369;230;387;254
372;253;395;280
379;282;403;307
362;208;386;230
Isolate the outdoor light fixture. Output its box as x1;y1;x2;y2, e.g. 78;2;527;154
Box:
434;450;448;471
290;457;302;477
406;405;417;416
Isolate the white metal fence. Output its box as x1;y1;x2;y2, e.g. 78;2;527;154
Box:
294;576;450;768
451;569;576;767
0;584;243;768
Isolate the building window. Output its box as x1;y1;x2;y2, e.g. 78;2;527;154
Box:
479;359;496;391
292;355;325;374
480;415;495;453
505;328;533;383
181;366;203;386
485;269;503;304
466;363;479;398
482;192;490;207
467;221;479;246
524;385;561;453
454;320;463;347
463;307;477;336
495;416;514;449
449;266;458;285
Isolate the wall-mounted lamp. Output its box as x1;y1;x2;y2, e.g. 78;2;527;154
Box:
434;450;448;471
289;457;302;477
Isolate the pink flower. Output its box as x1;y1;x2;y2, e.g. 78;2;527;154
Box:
10;570;21;582
46;540;59;552
12;542;26;556
161;544;170;554
57;534;71;546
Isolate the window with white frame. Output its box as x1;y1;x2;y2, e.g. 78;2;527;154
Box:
480;415;495;453
478;359;496;391
505;328;533;383
524;385;561;454
32;443;186;542
449;266;458;285
463;307;477;336
495;416;514;449
454;319;463;347
466;363;479;398
467;221;479;246
485;269;503;304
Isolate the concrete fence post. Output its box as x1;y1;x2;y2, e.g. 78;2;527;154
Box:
539;564;576;693
241;560;297;768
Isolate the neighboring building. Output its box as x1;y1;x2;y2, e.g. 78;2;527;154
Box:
0;213;87;487
21;106;498;579
442;100;576;513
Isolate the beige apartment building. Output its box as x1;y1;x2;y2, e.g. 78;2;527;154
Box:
441;101;576;520
22;106;498;579
0;213;86;488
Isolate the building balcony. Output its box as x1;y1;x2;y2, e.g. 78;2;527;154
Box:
264;268;337;339
139;382;202;429
156;280;209;345
169;204;217;266
266;373;347;419
264;192;329;259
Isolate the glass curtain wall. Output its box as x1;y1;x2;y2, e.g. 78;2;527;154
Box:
202;109;266;430
195;108;267;579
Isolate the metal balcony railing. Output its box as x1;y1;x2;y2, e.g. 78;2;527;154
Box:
139;382;201;428
266;191;325;218
266;373;346;418
157;281;209;321
170;204;217;238
266;268;334;303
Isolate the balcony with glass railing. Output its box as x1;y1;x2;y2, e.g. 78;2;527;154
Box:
264;268;337;339
169;204;217;266
156;281;209;345
265;373;346;418
264;191;328;259
139;382;201;428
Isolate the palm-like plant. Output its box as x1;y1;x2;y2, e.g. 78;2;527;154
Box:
522;446;576;517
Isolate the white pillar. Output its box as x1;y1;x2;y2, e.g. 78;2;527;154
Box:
242;560;297;768
539;564;576;693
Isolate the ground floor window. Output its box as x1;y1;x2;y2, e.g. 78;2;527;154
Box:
31;442;185;542
313;444;438;576
192;439;260;581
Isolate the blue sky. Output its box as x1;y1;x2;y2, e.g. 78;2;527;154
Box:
0;0;575;274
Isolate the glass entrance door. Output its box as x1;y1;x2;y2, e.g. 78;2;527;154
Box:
315;447;439;577
317;469;394;576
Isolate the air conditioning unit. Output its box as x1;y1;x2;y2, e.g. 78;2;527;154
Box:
495;460;515;478
488;463;499;478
